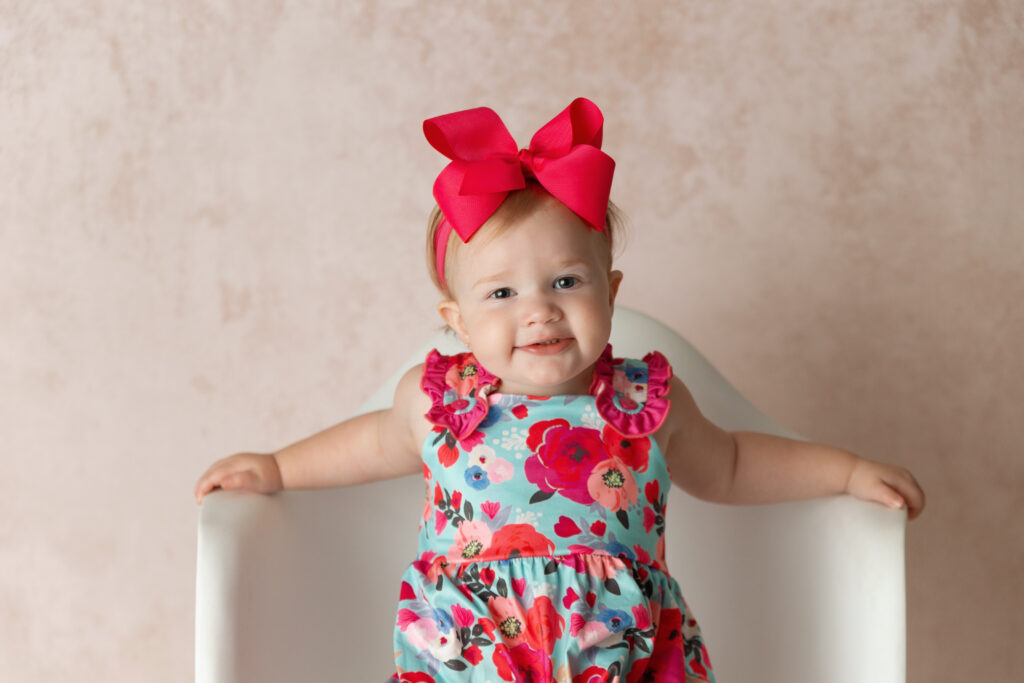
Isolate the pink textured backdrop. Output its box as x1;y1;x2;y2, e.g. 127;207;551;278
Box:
2;2;1021;680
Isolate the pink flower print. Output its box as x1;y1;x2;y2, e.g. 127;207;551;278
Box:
451;604;475;629
479;567;496;585
480;500;501;519
448;520;493;562
487;596;530;647
569;613;614;648
562;587;579;609
633;544;652;566
524;419;608;505
632;604;652;630
511;404;529;419
511;577;527;597
468;444;514;485
412;550;442;583
434;510;447;536
587;458;639;512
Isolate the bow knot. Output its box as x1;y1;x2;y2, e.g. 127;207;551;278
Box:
516;148;537;177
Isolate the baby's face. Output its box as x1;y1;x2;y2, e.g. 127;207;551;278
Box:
438;201;622;396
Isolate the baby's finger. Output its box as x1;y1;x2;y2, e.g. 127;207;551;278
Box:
884;469;925;520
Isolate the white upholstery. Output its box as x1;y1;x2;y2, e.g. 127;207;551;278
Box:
195;307;906;683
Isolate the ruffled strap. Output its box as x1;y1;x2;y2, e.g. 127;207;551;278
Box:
588;344;672;437
421;349;500;441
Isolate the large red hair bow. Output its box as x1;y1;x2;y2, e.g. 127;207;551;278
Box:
424;98;616;264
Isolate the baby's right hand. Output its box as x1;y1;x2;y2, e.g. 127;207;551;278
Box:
194;452;284;504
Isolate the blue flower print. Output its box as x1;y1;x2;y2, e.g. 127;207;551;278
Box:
465;466;490;490
595;608;634;633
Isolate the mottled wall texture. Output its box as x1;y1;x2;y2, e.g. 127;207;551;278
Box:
2;1;1021;681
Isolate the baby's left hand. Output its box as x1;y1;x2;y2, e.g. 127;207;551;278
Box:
846;457;926;520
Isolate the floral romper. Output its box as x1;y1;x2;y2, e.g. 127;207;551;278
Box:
388;344;714;683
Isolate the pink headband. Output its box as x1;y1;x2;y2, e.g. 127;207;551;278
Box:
423;97;616;289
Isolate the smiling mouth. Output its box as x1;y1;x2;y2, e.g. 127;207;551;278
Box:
518;337;574;354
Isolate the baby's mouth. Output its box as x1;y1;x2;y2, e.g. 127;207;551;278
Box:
518;338;574;354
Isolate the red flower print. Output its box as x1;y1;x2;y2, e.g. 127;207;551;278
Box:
511;404;529;419
573;665;611;683
438;441;459;467
524;419;608;505
553;516;582;537
525;596;565;654
479;616;497;641
463;643;483;665
479;567;496;585
450;489;463;511
625;607;687;683
493;644;515;681
397;672;436;683
590;519;606;535
643;506;657;533
503;643;553;683
601;424;650;472
399;581;416;601
488;524;555;559
645;480;660;505
445;358;481;398
433;482;443;505
633;544;652;565
562;587;579;609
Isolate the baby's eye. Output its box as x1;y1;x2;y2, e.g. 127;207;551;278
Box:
554;276;579;289
489;287;514;300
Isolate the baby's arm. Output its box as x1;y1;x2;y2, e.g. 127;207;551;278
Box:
193;364;428;503
660;376;925;519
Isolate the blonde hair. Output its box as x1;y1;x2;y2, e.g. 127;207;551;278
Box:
425;182;626;297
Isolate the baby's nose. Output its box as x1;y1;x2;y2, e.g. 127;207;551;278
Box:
521;294;561;325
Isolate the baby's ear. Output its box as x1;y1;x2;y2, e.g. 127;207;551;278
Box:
437;299;469;345
608;270;624;306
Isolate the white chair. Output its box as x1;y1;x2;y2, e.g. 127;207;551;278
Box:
195;307;907;683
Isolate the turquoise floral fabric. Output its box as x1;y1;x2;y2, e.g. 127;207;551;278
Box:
388;346;714;683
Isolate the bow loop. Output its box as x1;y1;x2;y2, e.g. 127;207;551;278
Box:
423;107;517;162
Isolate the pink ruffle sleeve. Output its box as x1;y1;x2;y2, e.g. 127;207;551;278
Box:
421;349;500;442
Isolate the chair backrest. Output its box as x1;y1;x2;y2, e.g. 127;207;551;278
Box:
196;306;906;683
